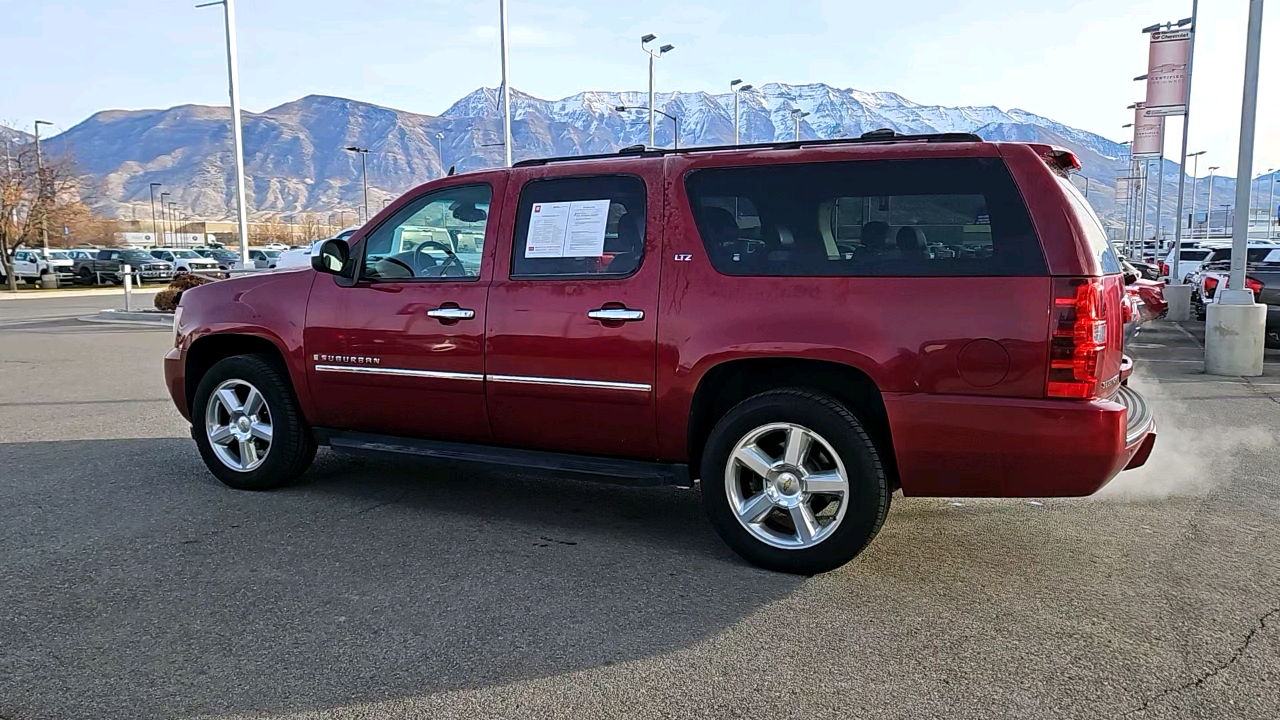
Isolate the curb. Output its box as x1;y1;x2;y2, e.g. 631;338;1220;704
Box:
80;309;175;327
0;287;163;301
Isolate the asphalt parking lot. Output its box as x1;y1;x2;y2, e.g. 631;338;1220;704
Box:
1;294;1278;720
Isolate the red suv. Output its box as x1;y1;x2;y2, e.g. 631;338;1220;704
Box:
164;132;1156;574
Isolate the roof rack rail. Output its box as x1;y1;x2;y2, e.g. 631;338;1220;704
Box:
511;130;984;168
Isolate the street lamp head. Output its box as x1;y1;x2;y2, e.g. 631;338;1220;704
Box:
435;132;444;139
740;84;754;92
640;33;657;45
1122;123;1134;128
344;146;368;153
730;79;742;88
1176;17;1192;27
1188;150;1206;158
1133;74;1148;81
615;105;629;112
659;44;674;54
1141;23;1162;33
1209;166;1220;172
150;182;162;189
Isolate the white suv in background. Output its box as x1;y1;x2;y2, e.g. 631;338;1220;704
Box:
149;248;221;275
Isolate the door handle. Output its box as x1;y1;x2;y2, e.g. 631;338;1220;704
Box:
426;307;476;320
587;307;645;322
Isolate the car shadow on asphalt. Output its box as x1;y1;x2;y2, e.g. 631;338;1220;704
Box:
0;438;802;720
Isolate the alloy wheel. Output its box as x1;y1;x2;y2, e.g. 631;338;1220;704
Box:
204;379;273;472
724;422;850;549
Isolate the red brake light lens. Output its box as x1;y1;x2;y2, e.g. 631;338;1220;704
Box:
1247;276;1264;296
1204;275;1219;298
1160;262;1169;276
1048;278;1109;399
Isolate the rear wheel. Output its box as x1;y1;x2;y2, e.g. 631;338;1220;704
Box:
700;389;891;575
192;354;316;490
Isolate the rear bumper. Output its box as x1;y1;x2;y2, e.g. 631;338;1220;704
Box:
884;386;1156;497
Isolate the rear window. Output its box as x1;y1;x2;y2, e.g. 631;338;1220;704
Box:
1207;248;1275;264
1179;250;1210;261
684;157;1046;277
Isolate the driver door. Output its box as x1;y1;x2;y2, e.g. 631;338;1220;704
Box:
304;178;505;442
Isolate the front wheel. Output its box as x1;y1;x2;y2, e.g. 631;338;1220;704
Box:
700;389;890;575
191;354;316;490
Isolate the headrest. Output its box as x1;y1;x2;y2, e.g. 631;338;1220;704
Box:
896;226;927;250
861;221;890;247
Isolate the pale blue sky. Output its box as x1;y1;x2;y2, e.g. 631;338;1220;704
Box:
1;0;1276;176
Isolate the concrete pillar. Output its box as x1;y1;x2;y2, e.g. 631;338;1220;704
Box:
1164;284;1193;322
39;274;57;289
1204;290;1267;376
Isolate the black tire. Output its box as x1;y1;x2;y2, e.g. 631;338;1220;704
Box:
78;267;95;286
700;389;891;575
191;354;316;490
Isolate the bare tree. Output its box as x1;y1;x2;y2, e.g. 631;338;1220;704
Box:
295;213;328;243
0;144;82;291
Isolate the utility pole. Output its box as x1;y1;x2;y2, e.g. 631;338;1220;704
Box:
160;192;170;246
344;146;370;223
641;36;673;148
731;80;753;145
1207;166;1219;233
791;108;810;141
1186;151;1204;237
197;0;251;265
148;183;162;246
499;0;512;167
34;120;52;252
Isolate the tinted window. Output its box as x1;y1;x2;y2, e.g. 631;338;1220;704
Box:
1207;248;1274;264
1180;250;1210;261
685;158;1046;277
1057;176;1122;274
361;184;491;281
512;175;646;278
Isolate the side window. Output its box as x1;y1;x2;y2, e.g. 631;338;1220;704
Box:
511;175;646;278
684;158;1046;277
361;184;492;281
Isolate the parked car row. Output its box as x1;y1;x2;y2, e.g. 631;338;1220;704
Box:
1188;245;1280;346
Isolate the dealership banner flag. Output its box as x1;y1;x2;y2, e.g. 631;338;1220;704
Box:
1144;29;1191;117
1133;102;1164;157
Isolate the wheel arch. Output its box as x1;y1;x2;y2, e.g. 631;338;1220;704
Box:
185;333;293;413
686;356;899;490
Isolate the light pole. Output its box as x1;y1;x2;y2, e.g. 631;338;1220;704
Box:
33;120;52;251
160;192;170;245
197;0;251;265
641;35;674;148
1076;176;1091;198
434;131;445;174
616;105;679;149
790;108;810;141
1267;170;1277;238
731;80;754;145
345;146;370;224
1206;166;1219;233
1205;0;1266;377
1185;150;1204;237
498;0;512;167
148;183;161;246
169;203;180;246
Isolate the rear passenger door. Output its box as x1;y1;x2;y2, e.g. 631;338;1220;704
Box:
485;164;663;459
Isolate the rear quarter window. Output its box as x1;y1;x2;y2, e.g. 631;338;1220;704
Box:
1055;176;1121;274
684;157;1046;277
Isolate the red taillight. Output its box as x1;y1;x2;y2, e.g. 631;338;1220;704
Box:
1204;275;1219;298
1048;278;1109;399
1247;276;1264;296
1160;262;1169;277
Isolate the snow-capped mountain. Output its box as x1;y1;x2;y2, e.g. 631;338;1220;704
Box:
33;82;1143;221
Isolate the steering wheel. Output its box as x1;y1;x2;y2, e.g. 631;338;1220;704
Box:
415;241;466;277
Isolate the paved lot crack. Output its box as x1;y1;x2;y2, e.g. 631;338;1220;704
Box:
1122;605;1280;716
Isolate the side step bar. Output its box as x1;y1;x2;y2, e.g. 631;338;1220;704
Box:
314;429;693;488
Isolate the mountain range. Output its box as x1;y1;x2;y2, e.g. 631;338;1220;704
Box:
10;83;1274;231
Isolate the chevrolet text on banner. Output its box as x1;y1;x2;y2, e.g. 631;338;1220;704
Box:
1144;29;1191;117
1133;102;1165;157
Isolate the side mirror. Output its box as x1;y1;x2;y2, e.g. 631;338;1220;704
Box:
312;239;351;276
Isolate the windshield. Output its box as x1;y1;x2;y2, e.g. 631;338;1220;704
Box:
172;250;201;258
48;251;70;260
121;252;153;262
263;250;281;258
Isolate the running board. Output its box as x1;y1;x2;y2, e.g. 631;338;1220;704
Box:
314;429;692;488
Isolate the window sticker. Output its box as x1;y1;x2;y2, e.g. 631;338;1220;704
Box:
525;199;611;258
